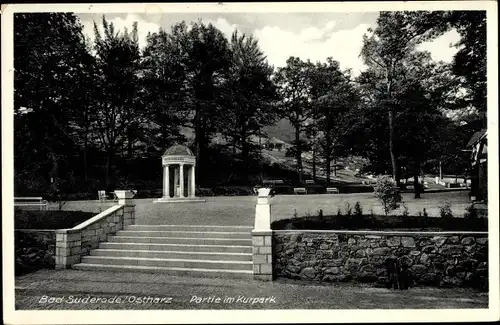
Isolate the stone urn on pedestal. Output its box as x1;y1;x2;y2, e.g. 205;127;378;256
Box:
114;190;137;205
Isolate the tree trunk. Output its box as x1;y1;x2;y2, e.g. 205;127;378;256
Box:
413;173;421;199
388;109;399;185
295;126;302;183
105;148;114;190
83;134;88;181
241;127;248;161
326;156;331;185
194;103;203;182
312;147;316;181
333;157;337;177
127;129;133;158
413;161;421;199
386;66;399;186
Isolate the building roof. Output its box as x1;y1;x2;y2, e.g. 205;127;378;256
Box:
163;145;194;156
467;129;487;147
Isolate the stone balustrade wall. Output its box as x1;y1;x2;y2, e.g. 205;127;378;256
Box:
273;231;488;289
55;204;135;269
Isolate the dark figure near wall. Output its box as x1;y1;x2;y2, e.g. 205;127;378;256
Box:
385;257;414;290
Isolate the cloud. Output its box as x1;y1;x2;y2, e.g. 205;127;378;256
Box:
79;14;461;76
82;14;160;48
253;21;371;74
206;17;238;39
417;29;461;63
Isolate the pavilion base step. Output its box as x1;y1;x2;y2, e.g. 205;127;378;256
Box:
72;263;253;279
153;198;206;204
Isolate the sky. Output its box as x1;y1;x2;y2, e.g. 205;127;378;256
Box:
77;12;461;76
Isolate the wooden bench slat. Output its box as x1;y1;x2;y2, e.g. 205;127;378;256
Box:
14;197;44;200
293;187;307;194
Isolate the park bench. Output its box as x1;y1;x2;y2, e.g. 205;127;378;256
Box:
326;187;340;194
305;180;315;185
98;190;119;203
14;197;48;210
263;179;284;185
293;187;307;195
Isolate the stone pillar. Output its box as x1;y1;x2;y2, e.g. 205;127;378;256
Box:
190;165;196;197
180;163;185;198
252;188;273;281
164;165;170;198
123;204;136;226
55;229;82;269
252;230;273;281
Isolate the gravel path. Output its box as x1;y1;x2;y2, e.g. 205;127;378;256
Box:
59;191;473;226
15;269;488;310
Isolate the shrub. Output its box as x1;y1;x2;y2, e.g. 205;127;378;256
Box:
336;207;342;217
423;208;428;218
354;202;363;217
317;209;324;221
374;176;402;216
464;204;478;220
293;209;298;218
401;203;409;217
439;202;454;219
369;208;374;216
345;203;352;216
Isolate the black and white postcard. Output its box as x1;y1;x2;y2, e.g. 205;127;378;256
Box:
2;2;498;324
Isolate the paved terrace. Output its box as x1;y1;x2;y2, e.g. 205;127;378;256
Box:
15;269;488;310
58;191;473;226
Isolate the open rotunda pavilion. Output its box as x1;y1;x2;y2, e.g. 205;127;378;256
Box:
153;145;205;203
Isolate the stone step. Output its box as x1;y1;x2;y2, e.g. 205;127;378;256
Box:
90;249;252;261
80;255;252;271
99;242;252;253
72;263;253;279
125;225;253;232
115;230;251;239
108;236;252;246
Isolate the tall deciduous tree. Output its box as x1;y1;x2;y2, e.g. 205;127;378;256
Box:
274;57;315;183
310;58;359;184
360;11;447;185
220;30;278;164
14;13;91;192
91;16;143;188
141;28;187;150
168;21;232;180
448;11;487;125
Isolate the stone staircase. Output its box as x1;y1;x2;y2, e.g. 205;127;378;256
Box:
72;224;254;279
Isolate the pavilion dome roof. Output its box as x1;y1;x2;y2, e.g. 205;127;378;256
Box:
163;145;194;156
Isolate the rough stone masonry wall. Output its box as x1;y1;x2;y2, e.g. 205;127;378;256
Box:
274;231;488;289
55;204;135;269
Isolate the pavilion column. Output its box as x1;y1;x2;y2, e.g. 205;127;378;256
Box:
190;165;196;197
163;165;170;198
180;163;185;198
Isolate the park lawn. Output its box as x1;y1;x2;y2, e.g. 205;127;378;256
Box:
57;191;475;226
